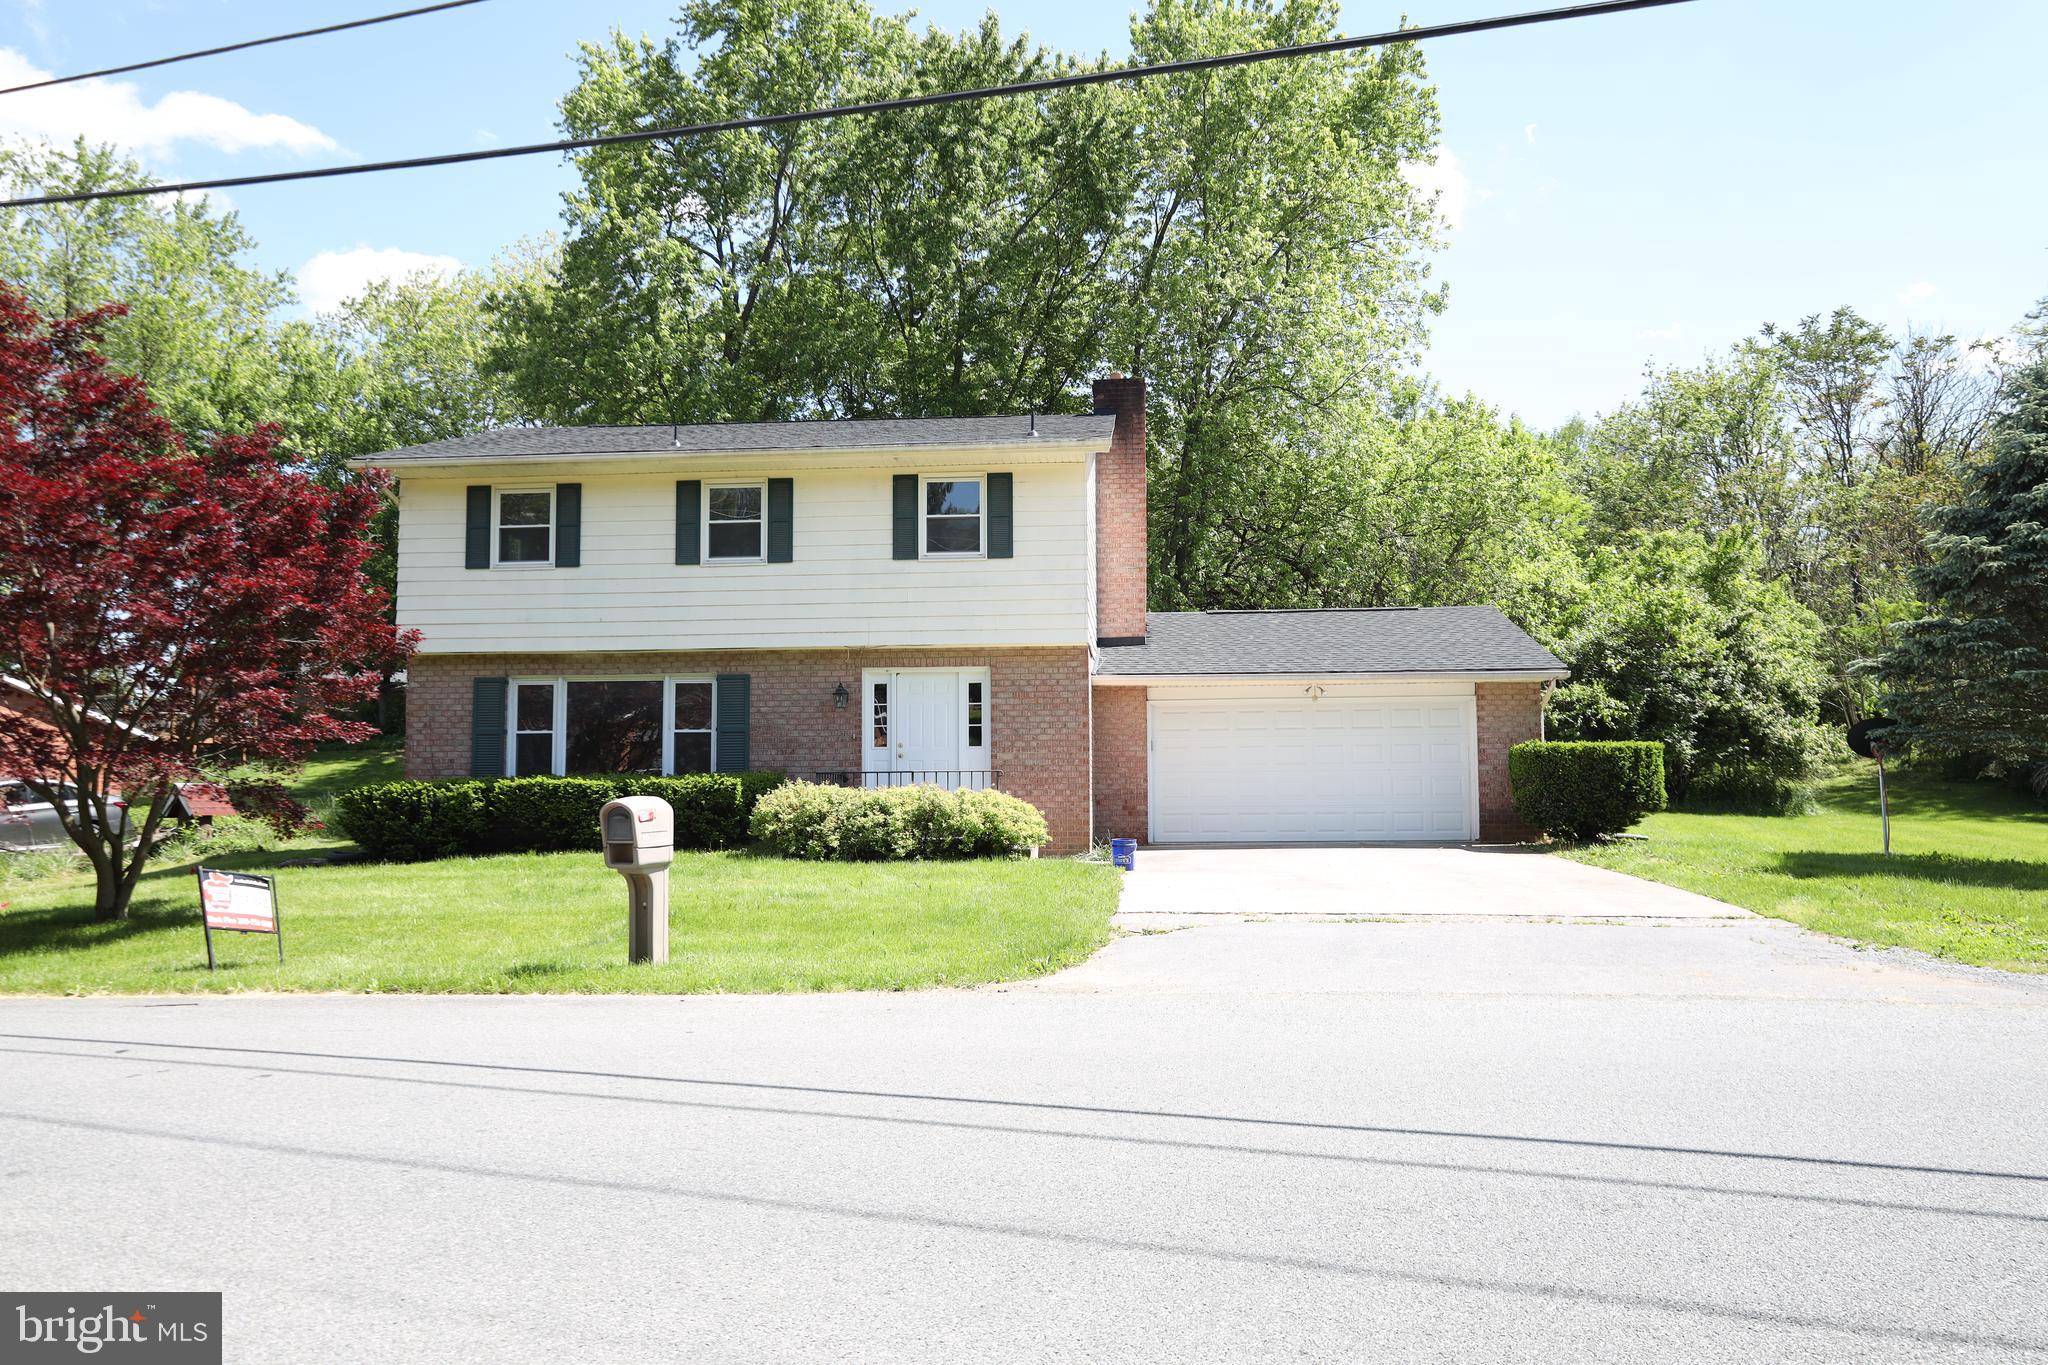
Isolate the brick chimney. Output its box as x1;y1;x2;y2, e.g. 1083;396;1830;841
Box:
1091;374;1148;643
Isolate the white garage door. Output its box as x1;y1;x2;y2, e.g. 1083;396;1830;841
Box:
1149;689;1476;843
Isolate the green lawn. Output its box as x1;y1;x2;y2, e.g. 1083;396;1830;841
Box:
0;736;1122;995
1566;769;2048;972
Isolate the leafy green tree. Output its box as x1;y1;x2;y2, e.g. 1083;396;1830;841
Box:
493;0;1130;423
0;139;291;441
1873;352;2048;770
1544;531;1828;802
1116;0;1440;609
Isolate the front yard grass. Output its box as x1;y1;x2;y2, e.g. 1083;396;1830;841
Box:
0;736;1121;995
0;848;1120;995
1565;769;2048;972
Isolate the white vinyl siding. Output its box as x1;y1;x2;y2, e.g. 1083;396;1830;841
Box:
396;463;1090;652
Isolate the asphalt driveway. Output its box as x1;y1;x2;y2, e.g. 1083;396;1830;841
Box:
2;859;2044;1362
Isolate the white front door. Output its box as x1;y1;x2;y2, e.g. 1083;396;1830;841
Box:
891;671;960;776
862;668;992;789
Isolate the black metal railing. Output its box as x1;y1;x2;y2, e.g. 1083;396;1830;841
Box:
809;769;1001;791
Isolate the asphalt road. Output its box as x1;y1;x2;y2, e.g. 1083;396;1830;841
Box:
2;914;2045;1363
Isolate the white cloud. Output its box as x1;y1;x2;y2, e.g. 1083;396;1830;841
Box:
1524;123;1538;145
298;245;462;313
1637;322;1684;342
1402;146;1473;230
1896;280;1939;307
0;47;336;158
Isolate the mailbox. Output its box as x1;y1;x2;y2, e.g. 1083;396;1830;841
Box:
599;796;674;963
603;796;674;873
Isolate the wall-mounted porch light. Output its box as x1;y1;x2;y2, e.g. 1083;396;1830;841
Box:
832;681;850;710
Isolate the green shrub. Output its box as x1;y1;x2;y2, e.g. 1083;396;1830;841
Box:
1508;741;1667;843
334;773;786;861
332;780;491;861
1676;764;1819;816
749;781;1049;861
489;777;621;853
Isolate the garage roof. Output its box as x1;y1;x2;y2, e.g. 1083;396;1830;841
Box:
1096;608;1567;679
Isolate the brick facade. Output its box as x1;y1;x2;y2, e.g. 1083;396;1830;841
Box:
1090;685;1148;845
406;646;1094;853
1475;680;1545;842
1091;376;1148;642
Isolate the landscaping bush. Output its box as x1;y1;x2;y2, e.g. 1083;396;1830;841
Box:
331;779;491;862
1675;764;1819;816
333;773;786;861
1508;741;1667;843
489;777;620;853
749;781;1049;861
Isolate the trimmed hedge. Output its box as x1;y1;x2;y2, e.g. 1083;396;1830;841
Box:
1508;741;1667;843
333;772;786;862
748;781;1049;861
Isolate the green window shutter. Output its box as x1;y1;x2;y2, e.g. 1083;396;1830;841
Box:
470;677;508;777
987;472;1013;559
767;478;793;563
555;482;581;567
714;673;750;772
892;474;917;560
675;480;701;565
465;486;491;569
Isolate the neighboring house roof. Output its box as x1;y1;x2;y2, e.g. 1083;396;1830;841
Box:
167;782;237;820
355;414;1118;467
1095;608;1569;679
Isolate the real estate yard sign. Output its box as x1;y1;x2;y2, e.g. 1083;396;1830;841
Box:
195;867;283;969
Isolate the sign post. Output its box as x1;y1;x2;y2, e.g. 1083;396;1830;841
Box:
195;867;284;969
1845;717;1899;857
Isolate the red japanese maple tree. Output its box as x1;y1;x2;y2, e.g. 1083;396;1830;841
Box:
0;287;413;921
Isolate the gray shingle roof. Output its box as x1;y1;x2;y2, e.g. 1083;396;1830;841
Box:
1096;608;1567;678
358;414;1116;465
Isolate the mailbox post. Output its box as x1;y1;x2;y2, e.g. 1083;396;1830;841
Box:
600;796;674;964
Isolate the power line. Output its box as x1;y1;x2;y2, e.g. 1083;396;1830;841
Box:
0;0;494;97
0;0;1695;209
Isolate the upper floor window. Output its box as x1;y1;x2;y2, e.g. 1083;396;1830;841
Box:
922;476;982;558
706;483;765;562
495;488;553;565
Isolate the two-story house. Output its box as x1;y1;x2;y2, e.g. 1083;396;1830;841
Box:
361;377;1567;852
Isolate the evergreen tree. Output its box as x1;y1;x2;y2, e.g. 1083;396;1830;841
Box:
1873;353;2048;766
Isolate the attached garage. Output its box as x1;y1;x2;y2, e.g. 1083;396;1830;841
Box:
1147;684;1476;843
1091;607;1571;846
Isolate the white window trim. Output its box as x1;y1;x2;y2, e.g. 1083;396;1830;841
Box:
506;675;717;776
492;486;555;569
703;480;768;564
666;675;719;775
918;473;986;560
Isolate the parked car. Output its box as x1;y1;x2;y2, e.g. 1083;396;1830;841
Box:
0;780;129;853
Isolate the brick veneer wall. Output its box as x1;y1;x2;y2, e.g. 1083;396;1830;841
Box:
406;646;1094;852
1476;680;1545;842
1091;376;1148;642
1090;685;1148;844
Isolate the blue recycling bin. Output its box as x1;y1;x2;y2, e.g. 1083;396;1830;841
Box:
1110;838;1137;871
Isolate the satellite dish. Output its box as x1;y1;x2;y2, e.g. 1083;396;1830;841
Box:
1846;716;1898;760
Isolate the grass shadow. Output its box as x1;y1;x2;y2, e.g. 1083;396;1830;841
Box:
1774;850;2048;892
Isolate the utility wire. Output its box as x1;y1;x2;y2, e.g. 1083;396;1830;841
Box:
0;0;494;96
0;0;1694;209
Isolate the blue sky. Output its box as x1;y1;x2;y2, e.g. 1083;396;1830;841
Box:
3;0;2041;427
